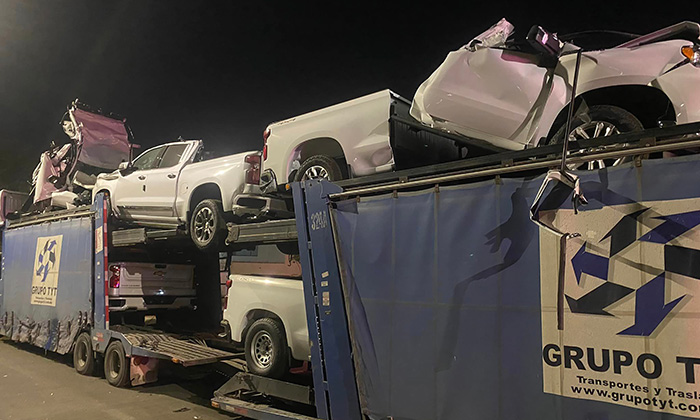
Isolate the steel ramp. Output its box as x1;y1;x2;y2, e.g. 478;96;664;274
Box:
121;331;235;367
212;396;319;420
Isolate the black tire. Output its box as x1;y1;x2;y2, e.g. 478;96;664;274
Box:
73;332;95;376
294;155;343;182
244;317;290;379
548;105;643;170
190;199;226;251
104;340;130;387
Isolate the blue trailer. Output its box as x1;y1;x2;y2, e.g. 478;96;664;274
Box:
4;122;700;419
0;193;235;387
213;122;700;419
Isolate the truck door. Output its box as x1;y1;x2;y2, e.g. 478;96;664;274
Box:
138;143;190;222
113;144;167;220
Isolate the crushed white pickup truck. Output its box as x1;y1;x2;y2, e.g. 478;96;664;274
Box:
93;139;292;250
411;19;700;152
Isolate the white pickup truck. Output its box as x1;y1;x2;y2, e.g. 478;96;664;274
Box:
221;273;309;379
261;89;485;186
93;139;292;250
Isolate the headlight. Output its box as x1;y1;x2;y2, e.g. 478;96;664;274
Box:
681;45;700;67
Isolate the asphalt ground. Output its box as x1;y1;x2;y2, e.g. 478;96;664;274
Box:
0;337;240;420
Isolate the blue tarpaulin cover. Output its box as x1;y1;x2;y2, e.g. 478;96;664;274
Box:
0;217;93;354
331;154;700;420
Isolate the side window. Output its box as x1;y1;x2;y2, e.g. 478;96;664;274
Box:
132;146;165;171
159;144;188;168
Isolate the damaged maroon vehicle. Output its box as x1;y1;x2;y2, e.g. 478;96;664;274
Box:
26;101;133;212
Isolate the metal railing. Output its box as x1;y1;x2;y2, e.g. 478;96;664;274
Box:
330;125;700;200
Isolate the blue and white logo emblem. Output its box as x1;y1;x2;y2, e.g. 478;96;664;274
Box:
540;200;700;417
31;235;63;307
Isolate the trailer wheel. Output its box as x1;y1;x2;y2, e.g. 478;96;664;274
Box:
294;155;343;182
73;332;95;376
104;341;130;387
244;318;289;379
190;199;226;252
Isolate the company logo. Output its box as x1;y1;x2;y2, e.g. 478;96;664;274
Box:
31;235;63;307
565;208;700;336
35;238;58;283
539;199;700;417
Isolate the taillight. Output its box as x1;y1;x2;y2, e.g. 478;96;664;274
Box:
109;265;120;288
245;153;261;185
262;128;271;161
223;278;233;310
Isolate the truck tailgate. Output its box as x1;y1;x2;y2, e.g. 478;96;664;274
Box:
113;262;195;296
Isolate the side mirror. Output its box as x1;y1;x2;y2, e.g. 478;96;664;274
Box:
527;25;563;59
118;161;130;171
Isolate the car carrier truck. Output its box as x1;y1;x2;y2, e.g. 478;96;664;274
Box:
0;193;236;387
4;121;700;420
212;120;700;420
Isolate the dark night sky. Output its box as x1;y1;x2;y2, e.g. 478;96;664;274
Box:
0;0;695;190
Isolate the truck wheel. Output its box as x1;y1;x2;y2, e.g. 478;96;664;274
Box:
190;199;225;251
294;155;343;182
548;105;643;170
73;332;95;376
244;318;289;379
104;341;130;387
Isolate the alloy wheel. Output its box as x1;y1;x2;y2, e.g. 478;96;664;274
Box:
302;165;330;181
567;120;626;170
193;207;214;242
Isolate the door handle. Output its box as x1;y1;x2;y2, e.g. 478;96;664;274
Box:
167;173;176;179
138;175;146;180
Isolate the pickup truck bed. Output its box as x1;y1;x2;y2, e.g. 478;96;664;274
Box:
263;90;506;186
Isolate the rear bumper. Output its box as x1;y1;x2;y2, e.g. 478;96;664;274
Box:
231;193;294;220
108;296;196;312
219;319;232;341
